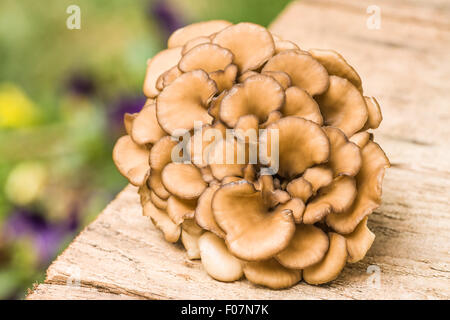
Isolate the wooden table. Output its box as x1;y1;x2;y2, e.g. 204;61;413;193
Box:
27;0;450;300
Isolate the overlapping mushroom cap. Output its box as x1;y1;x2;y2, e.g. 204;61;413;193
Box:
113;21;389;289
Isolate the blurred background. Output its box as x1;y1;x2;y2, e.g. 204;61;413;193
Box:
0;0;291;299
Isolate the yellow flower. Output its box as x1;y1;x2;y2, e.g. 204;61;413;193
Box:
0;83;36;128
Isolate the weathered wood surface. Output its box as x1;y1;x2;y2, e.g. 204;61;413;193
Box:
27;0;450;300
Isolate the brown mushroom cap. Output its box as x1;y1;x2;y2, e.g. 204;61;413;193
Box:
143;47;182;98
324;126;362;177
131;103;166;145
167;196;197;225
243;259;301;289
274;39;300;54
303;175;357;224
209;64;238;92
162;163;207;200
303;232;347;285
156;70;217;135
112;135;150;186
195;185;226;238
260;117;330;178
150;190;168;210
149;136;177;171
238;71;258;83
261;71;291;90
326;141;390;234
212;22;275;72
156;66;183;91
207;138;247;181
276;198;305;223
181;228;202;260
124;113;137;136
345;217;375;263
219;74;285;127
277;224;329;269
208;90;227;119
309;49;362;92
179;43;234;73
302;166;333;194
168;20;232;48
281;86;323;125
148;170;170;199
142;198;181;243
349;131;372;149
362;96;383;130
286;177;313;203
182;36;211;55
199;232;243;282
262;50;329;96
212;181;295;261
315;76;368;137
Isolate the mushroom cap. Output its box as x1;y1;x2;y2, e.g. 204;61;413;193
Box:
281;86;323;125
326;141;390;234
124;112;137;136
315;75;368;137
262;50;329;96
212;181;295;261
345;217;375;263
261;71;291;90
276;198;305;224
142;197;181;243
274;39;300;54
324;126;362;177
181;228;202;260
148;170;170;199
303;175;357;224
209;64;238;92
286;177;313;203
260;117;330;178
199;232;243;282
309;49;362;92
182;36;211;55
168;20;232;48
276;224;329;269
143;47;182;98
303;232;347;285
150;190;168;210
195;185;226;238
149;136;177;171
161;163;207;200
213;22;275;72
131;103;166;145
156;70;217;135
179;43;234;73
303;166;333;194
219;74;285;127
112;135;150;186
207;138;247;181
362;96;383;130
156;66;182;91
349;131;372;149
243;259;301;289
238;71;259;83
167;196;197;225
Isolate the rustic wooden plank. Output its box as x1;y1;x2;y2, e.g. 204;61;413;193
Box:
26;284;140;300
29;0;450;299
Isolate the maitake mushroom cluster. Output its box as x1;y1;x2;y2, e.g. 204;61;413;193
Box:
113;21;390;289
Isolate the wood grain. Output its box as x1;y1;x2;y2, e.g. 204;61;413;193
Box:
27;0;450;300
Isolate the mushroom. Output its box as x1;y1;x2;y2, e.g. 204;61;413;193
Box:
168;20;232;48
208;90;227;119
243;259;301;289
349;131;372;149
281;86;323;125
261;71;291;90
286;177;313;203
150;190;168;210
156;66;183;90
189;122;227;168
303;175;357;224
212;22;275;72
162;163;207;200
131;103;166;145
112;135;150;186
143;47;182;98
181;219;204;260
309;49;362;92
238;71;258;83
362;96;383;130
326;141;390;234
149;136;177;171
219;74;285;127
262;50;329;96
142;196;181;243
207;138;247;181
195;185;226;238
324;126;362;177
302;166;333;194
315;76;368;137
148;170;170;200
182;36;211;55
276;198;305;223
276;224;329;269
274;39;300;54
345;217;375;263
212;181;295;261
198;232;243;282
167;196;197;225
209;64;238;92
179;43;234;73
124;112;137;136
303;232;347;285
156;70;217;135
260;117;330;178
